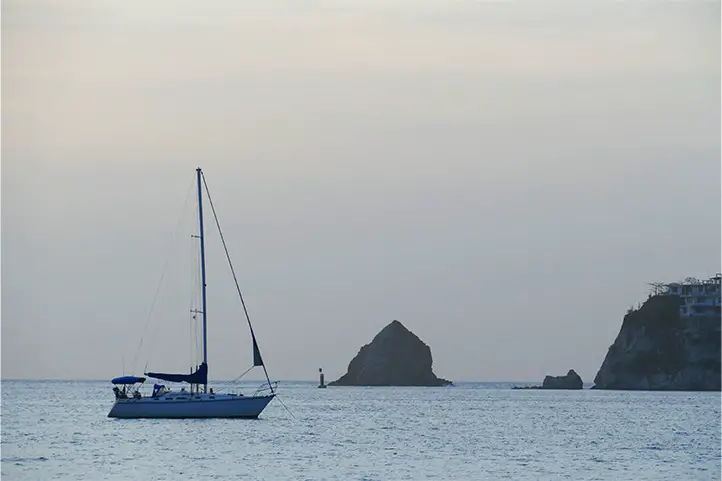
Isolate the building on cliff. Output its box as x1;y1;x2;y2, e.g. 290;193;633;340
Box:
650;274;721;317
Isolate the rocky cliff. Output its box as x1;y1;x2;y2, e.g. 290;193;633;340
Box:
593;295;720;391
329;320;451;386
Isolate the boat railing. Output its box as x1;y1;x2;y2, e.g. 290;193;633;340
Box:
253;381;278;397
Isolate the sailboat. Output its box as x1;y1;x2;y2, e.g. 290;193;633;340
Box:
108;168;276;419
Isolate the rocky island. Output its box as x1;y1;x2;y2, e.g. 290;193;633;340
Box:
513;369;583;389
541;369;583;389
593;290;721;391
329;320;452;386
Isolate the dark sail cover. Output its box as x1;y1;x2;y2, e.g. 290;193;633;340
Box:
145;362;208;384
253;337;264;366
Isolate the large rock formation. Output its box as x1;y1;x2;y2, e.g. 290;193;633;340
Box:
542;369;583;389
593;295;721;391
329;320;451;386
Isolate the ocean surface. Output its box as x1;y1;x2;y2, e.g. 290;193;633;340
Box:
1;380;720;480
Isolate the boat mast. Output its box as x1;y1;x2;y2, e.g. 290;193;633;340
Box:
196;167;209;393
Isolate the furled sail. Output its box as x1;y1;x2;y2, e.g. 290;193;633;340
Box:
145;362;208;385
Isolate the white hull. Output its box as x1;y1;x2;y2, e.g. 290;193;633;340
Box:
108;393;274;419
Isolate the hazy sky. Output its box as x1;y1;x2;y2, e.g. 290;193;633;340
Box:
3;0;720;383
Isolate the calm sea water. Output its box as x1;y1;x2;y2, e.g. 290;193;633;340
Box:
1;381;720;480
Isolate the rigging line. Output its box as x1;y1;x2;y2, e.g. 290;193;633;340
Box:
190;219;199;368
189;216;193;366
189;277;193;370
131;174;196;373
275;393;296;420
190;224;193;368
231;365;254;382
197;228;203;366
194;201;203;368
193;227;204;365
190;228;197;368
200;172;274;393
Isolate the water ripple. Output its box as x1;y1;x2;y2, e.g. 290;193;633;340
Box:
1;381;720;480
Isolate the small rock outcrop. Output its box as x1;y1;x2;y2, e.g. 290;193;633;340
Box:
593;295;721;391
329;320;451;386
542;369;583;389
512;369;583;389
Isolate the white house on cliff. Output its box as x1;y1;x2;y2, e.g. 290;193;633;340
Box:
652;274;722;317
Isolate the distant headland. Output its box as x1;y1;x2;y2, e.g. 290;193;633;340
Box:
592;274;721;391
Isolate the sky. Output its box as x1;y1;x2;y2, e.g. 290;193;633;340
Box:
2;0;720;383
